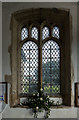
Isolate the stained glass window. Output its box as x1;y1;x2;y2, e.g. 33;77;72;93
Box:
42;27;49;40
42;40;60;95
31;27;38;40
21;41;38;93
52;26;59;39
21;27;28;40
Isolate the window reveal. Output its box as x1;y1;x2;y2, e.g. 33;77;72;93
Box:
9;8;71;106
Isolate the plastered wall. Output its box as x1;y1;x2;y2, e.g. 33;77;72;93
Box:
2;2;77;118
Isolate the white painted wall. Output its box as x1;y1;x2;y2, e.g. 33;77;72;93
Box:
2;105;77;118
2;2;78;118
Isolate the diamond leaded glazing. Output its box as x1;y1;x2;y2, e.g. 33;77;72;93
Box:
31;27;38;40
42;27;49;40
21;27;28;40
52;26;59;39
21;41;38;93
42;40;60;95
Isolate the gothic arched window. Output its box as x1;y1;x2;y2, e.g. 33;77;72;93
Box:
9;8;71;106
20;25;60;95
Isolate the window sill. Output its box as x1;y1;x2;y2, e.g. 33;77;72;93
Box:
20;93;62;98
13;104;71;109
20;95;63;107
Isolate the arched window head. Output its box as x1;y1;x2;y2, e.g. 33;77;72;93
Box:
31;27;38;40
42;40;60;95
52;26;59;39
21;27;28;40
42;27;49;40
21;41;38;94
9;8;71;107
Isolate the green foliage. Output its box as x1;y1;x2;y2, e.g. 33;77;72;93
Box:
44;85;60;94
24;85;29;93
24;85;60;94
21;88;61;119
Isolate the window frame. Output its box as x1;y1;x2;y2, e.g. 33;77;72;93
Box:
7;8;71;107
20;25;61;96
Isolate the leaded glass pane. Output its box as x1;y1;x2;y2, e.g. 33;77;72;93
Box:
42;27;49;40
21;28;28;40
21;41;38;94
52;27;59;39
42;40;60;95
31;27;38;40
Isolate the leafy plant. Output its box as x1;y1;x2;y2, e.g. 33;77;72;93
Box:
21;88;61;119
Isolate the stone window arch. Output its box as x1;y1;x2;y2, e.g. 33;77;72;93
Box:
6;8;71;107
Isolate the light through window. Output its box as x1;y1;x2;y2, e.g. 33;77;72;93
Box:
10;9;71;107
21;26;60;95
21;27;28;40
42;40;60;95
21;41;38;94
31;27;38;40
42;27;49;40
52;26;59;39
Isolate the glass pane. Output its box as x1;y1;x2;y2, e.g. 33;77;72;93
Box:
52;26;59;39
42;27;49;40
42;40;60;95
21;84;38;94
21;41;38;93
43;84;60;95
21;27;28;40
31;27;38;40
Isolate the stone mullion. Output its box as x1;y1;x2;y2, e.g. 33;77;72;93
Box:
38;26;42;91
